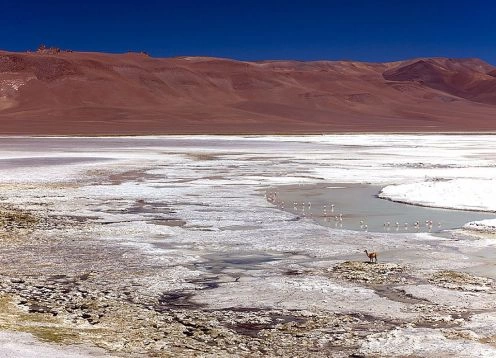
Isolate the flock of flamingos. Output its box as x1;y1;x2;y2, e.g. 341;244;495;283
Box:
265;190;381;263
265;190;441;233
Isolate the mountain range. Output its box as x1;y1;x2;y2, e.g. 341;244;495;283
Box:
1;49;496;134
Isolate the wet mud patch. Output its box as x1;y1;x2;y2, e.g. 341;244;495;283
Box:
184;153;220;161
101;199;174;215
87;168;163;185
347;312;400;334
96;199;188;227
183;225;216;231
155;291;203;311
372;285;429;305
148;218;186;227
128;199;174;214
283;268;311;276
193;252;283;275
219;224;261;231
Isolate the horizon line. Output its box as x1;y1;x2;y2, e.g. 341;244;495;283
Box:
1;48;493;66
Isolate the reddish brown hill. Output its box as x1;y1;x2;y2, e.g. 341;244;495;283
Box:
383;58;496;105
1;50;496;134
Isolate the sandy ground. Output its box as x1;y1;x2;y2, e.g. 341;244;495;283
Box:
0;135;495;357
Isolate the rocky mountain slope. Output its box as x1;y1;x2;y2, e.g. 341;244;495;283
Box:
1;50;496;134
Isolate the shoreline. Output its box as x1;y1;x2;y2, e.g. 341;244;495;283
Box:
380;179;496;214
378;194;496;214
266;182;496;234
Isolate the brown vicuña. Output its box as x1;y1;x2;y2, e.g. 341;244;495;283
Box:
364;250;378;263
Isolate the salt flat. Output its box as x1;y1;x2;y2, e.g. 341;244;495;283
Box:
0;135;495;357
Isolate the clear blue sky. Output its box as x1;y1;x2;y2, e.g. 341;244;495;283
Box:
2;0;495;63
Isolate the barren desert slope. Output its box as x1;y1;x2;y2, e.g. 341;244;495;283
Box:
1;49;496;134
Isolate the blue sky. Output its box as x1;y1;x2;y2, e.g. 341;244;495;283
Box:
2;0;495;63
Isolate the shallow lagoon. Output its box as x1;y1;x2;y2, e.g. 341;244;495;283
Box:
269;183;496;233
